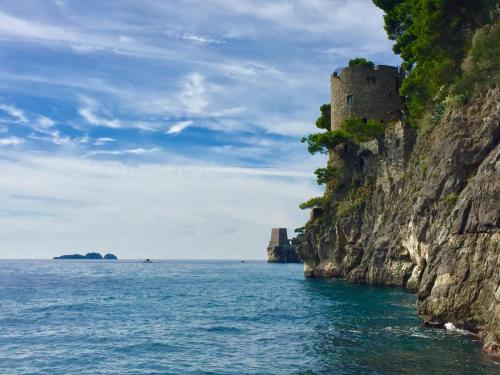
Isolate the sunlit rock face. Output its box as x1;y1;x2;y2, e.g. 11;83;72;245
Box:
298;88;500;354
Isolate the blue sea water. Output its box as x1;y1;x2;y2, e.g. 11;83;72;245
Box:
0;260;498;375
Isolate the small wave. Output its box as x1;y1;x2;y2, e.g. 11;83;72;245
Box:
444;322;472;335
205;325;244;334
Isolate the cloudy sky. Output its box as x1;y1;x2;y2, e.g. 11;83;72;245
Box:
0;0;397;259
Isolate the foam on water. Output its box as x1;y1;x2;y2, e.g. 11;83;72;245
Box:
445;322;474;335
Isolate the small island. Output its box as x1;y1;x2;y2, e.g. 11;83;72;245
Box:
53;252;118;260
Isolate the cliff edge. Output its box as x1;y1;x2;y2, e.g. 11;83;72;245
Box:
298;87;499;353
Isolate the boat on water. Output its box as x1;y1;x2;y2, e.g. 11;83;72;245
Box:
143;258;153;263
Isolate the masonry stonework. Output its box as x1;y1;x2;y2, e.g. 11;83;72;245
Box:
331;65;405;129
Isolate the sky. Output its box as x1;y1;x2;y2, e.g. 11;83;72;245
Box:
0;0;398;259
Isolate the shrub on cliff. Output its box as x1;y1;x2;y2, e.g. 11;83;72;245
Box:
451;21;500;100
299;196;325;209
315;166;341;185
301;117;385;155
315;104;331;130
348;57;375;68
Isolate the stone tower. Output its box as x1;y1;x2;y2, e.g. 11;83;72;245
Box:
267;228;301;263
269;228;289;246
330;65;405;129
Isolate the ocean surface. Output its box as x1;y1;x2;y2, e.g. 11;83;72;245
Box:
0;260;498;375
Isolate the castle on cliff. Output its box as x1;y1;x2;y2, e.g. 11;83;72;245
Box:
330;64;405;129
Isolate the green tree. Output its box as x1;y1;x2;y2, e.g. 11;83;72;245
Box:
315;104;331;130
372;0;497;117
314;166;341;185
299;196;325;210
301;117;385;155
348;57;375;68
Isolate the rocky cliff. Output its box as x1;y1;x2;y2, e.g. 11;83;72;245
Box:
298;87;499;354
267;228;302;263
267;244;301;263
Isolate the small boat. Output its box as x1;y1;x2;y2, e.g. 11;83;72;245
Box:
143;258;153;263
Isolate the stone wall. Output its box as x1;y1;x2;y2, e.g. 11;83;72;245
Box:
331;65;404;129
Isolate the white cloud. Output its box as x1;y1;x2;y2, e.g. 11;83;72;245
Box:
87;147;159;156
0;154;319;259
37;115;56;128
179;72;208;115
78;102;121;128
167;120;193;135
93;137;116;146
181;33;223;45
0;136;25;145
0;104;28;123
28;131;73;146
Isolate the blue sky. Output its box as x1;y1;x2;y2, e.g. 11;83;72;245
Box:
0;0;398;259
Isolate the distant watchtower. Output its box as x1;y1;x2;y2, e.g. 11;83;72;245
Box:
269;228;289;246
331;65;405;129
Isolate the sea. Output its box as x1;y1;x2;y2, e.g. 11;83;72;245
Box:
0;260;498;375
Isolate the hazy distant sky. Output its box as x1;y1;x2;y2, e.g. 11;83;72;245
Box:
0;0;398;259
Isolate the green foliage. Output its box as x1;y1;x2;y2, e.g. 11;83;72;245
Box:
451;21;500;100
299;196;325;210
339;118;386;143
301;117;386;155
430;101;446;128
442;192;458;209
301;129;349;155
335;186;369;218
373;0;497;119
294;226;305;234
315;104;331;130
348;57;375;68
314;166;341;185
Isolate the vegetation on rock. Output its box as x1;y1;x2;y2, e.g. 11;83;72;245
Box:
299;196;325;210
348;57;375;68
301;117;385;155
372;0;498;119
315;104;331;130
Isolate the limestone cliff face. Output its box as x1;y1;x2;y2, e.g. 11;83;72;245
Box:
298;88;500;353
267;244;301;263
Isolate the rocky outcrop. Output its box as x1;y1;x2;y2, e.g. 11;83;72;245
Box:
267;228;302;263
54;252;118;260
298;88;499;354
267;244;301;263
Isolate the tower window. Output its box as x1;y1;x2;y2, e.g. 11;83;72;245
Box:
371;77;376;84
366;76;377;84
388;92;392;97
347;95;353;103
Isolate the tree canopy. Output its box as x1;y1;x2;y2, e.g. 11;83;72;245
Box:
348;57;375;68
372;0;497;117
